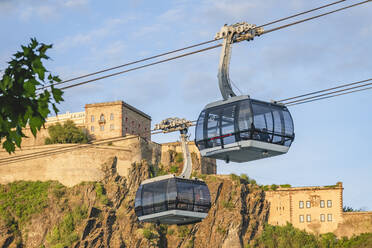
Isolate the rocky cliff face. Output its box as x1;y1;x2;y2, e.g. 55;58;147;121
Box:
0;156;269;248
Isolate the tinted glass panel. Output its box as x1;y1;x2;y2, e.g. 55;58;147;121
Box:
283;110;294;136
176;181;194;211
193;184;211;213
206;109;221;148
196;111;205;142
167;179;177;210
142;187;154;215
272;107;284;144
251;102;272;141
221;104;236;145
238;100;252;140
134;185;143;216
153;181;168;212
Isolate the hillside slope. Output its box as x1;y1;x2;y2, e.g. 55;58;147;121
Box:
0;157;269;248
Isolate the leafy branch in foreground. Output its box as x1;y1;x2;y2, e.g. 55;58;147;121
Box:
0;38;64;153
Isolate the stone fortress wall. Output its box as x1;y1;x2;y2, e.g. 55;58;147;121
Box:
0;137;215;187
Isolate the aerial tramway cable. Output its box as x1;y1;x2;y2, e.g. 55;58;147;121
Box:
44;0;371;91
38;0;349;91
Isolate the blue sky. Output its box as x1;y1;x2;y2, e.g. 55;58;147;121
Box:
1;0;372;210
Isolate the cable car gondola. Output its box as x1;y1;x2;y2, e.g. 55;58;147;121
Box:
135;118;211;225
135;174;211;225
195;23;295;163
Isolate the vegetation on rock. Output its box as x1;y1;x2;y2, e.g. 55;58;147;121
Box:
0;181;56;227
46;206;88;248
250;223;372;248
45;120;89;144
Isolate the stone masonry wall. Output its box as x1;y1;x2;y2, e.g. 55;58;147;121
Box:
334;212;372;238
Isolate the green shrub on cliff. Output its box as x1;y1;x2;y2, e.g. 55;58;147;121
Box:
0;181;52;227
45;120;89;144
46;206;88;248
251;223;372;248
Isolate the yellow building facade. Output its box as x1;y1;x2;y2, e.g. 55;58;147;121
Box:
265;182;372;236
22;100;151;146
266;182;343;234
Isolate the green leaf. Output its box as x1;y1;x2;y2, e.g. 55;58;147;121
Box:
3;139;15;153
51;86;63;103
29;116;43;130
23;80;36;96
22;46;30;56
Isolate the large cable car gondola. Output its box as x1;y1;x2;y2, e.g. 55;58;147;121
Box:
195;23;295;163
135;118;211;225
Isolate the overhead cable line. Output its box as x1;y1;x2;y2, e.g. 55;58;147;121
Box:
277;78;372;103
59;45;222;90
256;0;347;29
286;85;372;106
57;0;371;91
263;0;371;35
282;78;372;106
38;39;218;90
39;0;352;91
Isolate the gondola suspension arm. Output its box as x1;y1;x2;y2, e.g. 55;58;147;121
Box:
215;23;264;100
154;118;194;179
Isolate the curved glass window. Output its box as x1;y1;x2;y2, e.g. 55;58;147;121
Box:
238;100;252;140
221;104;236;145
206;109;221;148
195;111;206;149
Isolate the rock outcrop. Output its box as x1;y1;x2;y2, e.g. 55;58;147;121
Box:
0;156;269;248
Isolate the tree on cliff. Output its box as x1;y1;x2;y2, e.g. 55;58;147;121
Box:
0;38;64;153
45;120;89;144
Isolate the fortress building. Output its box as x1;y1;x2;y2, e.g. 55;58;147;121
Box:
22;100;151;146
266;182;372;237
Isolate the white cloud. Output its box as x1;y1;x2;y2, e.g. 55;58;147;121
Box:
63;0;89;8
55;17;133;51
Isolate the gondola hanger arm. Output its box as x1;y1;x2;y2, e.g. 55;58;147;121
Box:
154;118;194;179
215;22;264;100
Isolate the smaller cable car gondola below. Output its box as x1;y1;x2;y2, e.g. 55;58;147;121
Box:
135;174;211;225
195;23;295;163
135;118;211;225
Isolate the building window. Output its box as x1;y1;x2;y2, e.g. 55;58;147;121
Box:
327;200;332;208
110;113;114;120
299;201;304;209
126;117;128;122
91;115;94;122
306;201;311;208
138;124;141;128
110;124;114;130
91;126;94;132
306;214;311;222
100;114;105;122
320;214;325;222
299;215;304;223
327;214;332;222
100;125;104;131
320;200;325;208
